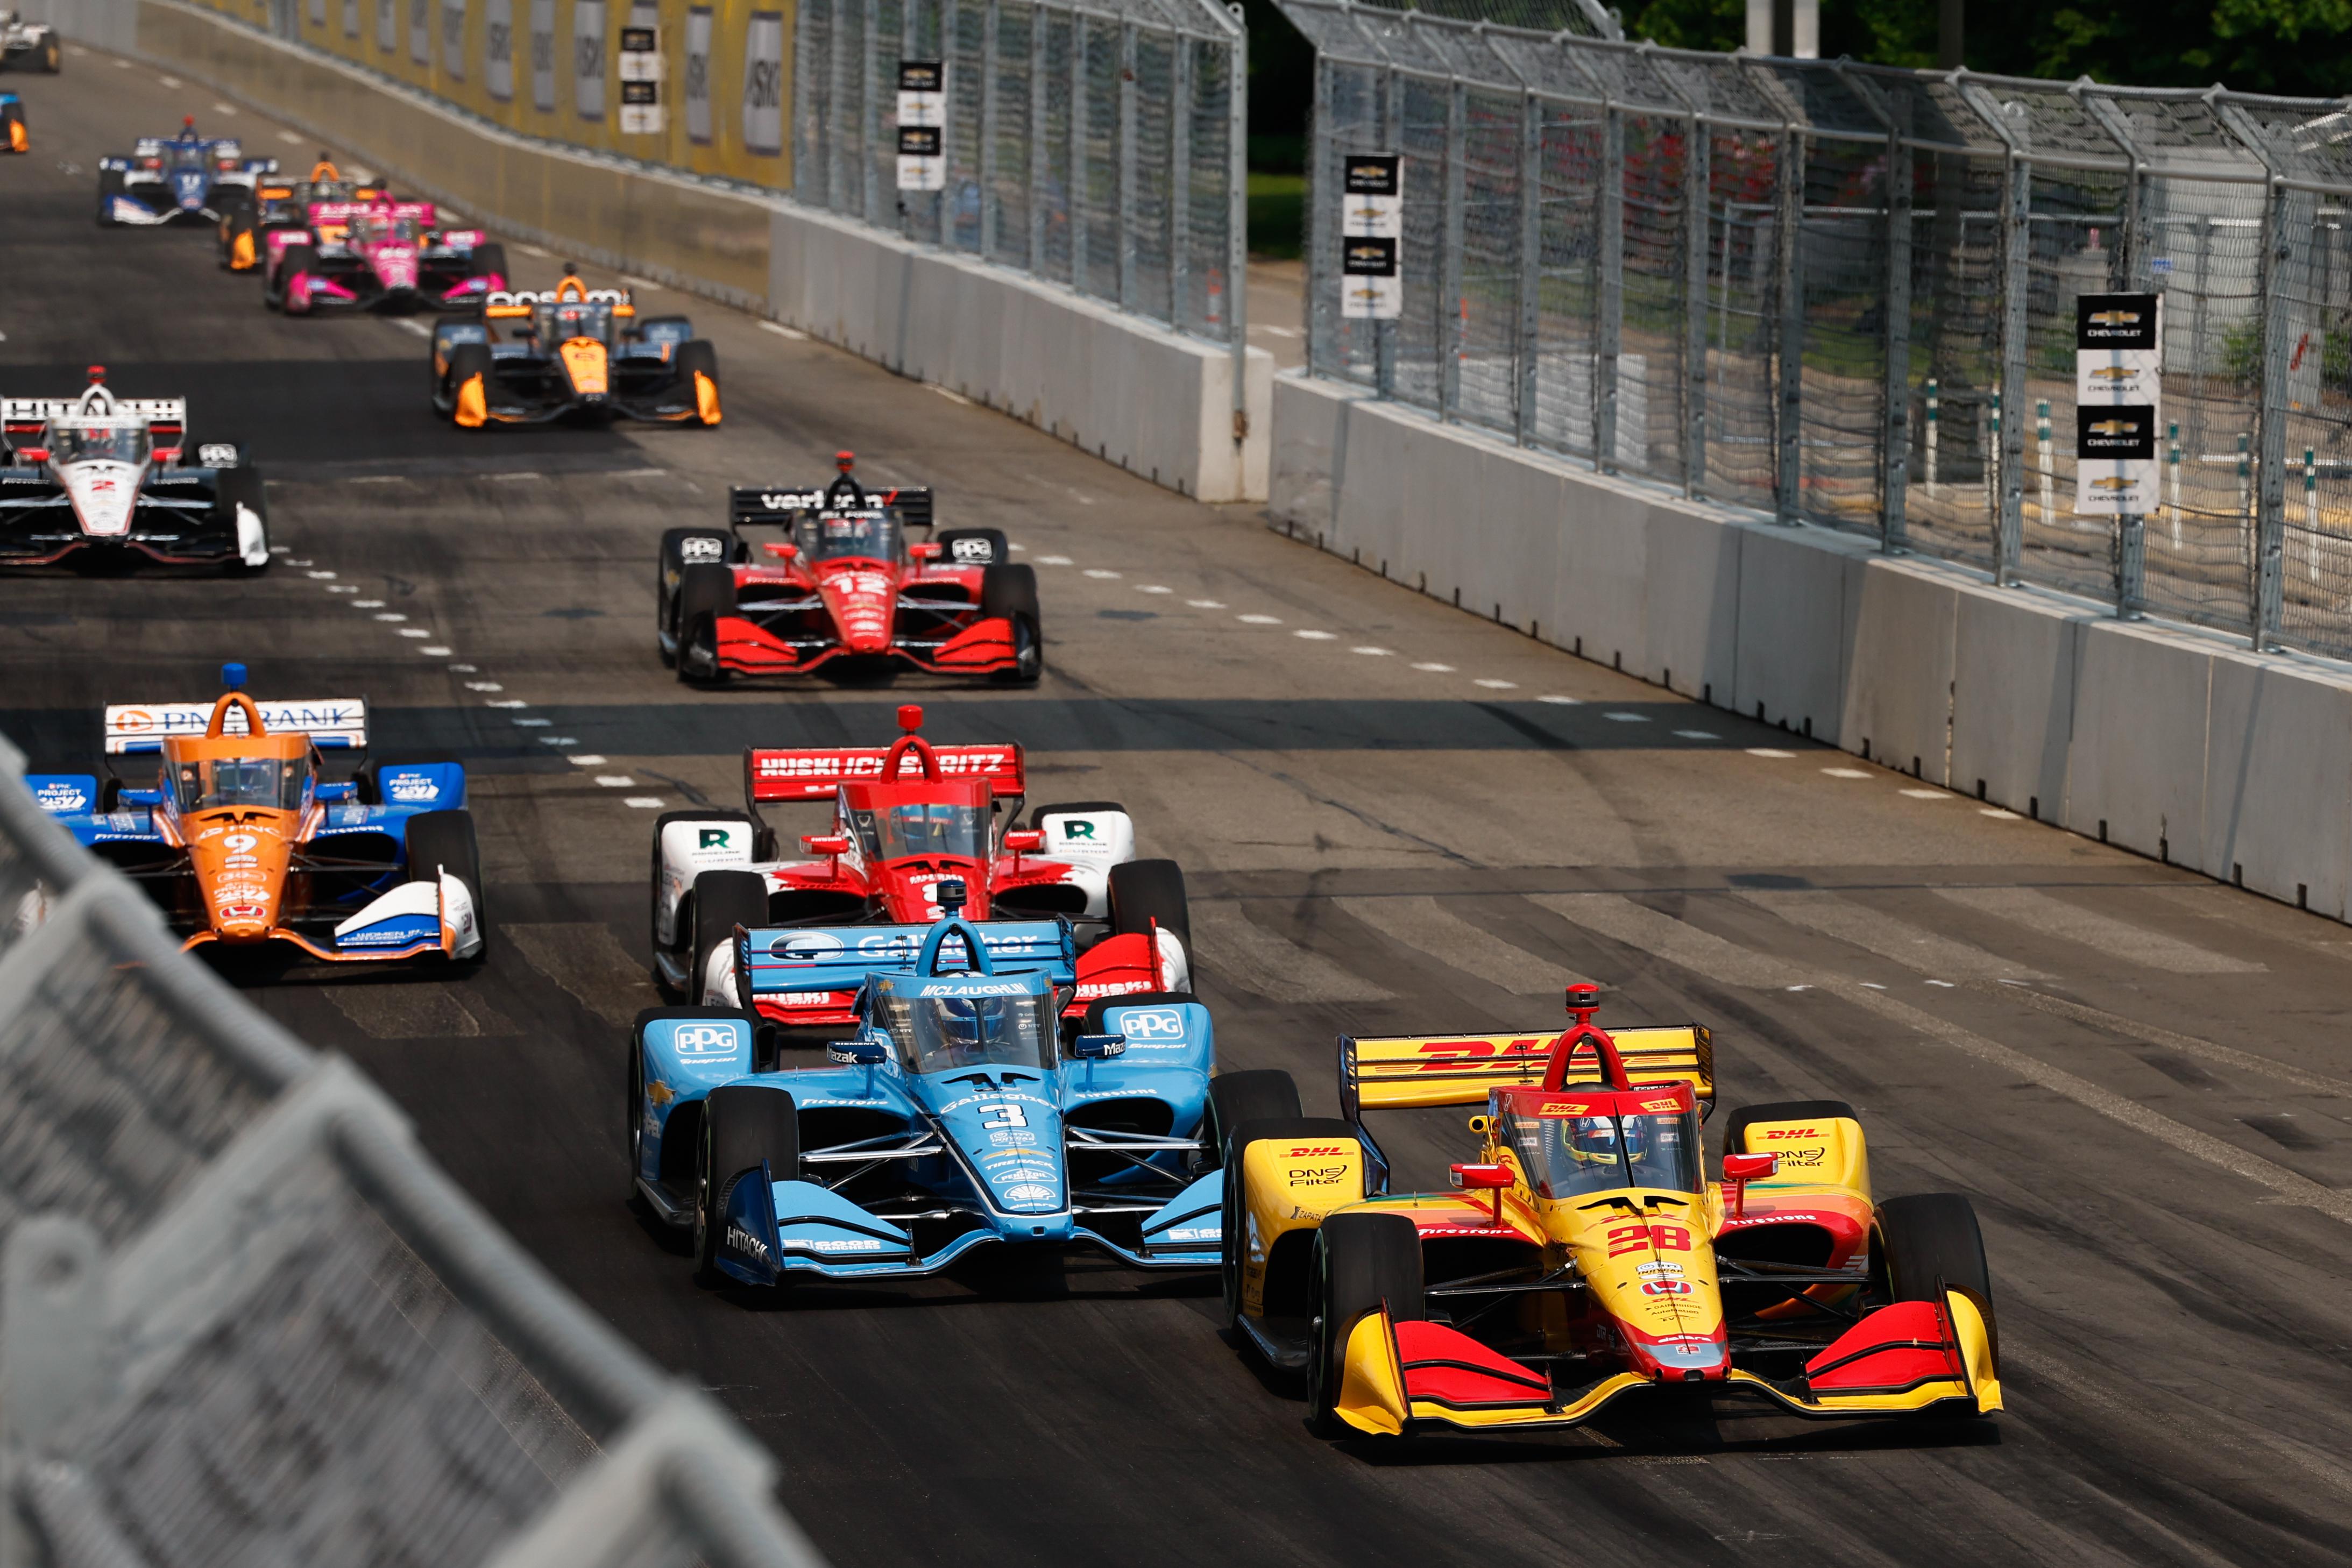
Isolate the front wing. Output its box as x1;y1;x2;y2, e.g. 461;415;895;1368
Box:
709;608;1022;678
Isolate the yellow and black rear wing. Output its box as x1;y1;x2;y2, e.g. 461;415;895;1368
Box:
1338;1025;1714;1119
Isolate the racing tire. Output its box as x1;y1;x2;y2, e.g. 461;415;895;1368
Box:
405;808;488;961
1724;1099;1857;1155
937;527;1009;568
212;466;270;574
215;195;254;269
675;562;738;685
443;342;493;426
275;244;321;313
96;167;124;225
1874;1193;1997;1372
466;241;508;282
693;1084;799;1287
685;868;768;1007
657;527;738;665
980;563;1042;686
650;809;762;997
43;34;62;70
355;754;458;805
1221;1115;1355;1337
673;340;721;427
1;98;25;153
1108;858;1191;953
1308;1211;1426;1437
1205;1070;1303;1169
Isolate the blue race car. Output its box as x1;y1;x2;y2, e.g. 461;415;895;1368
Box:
97;116;276;226
629;882;1283;1289
26;665;487;966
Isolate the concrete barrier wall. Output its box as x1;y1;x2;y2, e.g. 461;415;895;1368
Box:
50;0;1272;502
1271;371;2352;921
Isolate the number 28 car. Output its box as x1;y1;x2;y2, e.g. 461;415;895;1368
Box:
1212;987;2001;1439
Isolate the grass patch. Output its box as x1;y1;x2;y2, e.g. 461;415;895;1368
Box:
1249;171;1305;260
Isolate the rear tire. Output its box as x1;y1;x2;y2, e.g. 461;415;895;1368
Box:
675;562;737;684
1205;1070;1303;1168
96;167;124;225
685;868;768;1005
651;809;761;996
44;34;62;70
405;808;487;960
658;527;736;665
1724;1099;1857;1155
694;1084;799;1286
1308;1211;1425;1436
981;563;1042;685
1108;858;1190;952
215;195;254;269
674;340;720;425
443;342;492;423
276;244;320;309
467;240;508;281
212;466;269;574
1875;1193;1996;1370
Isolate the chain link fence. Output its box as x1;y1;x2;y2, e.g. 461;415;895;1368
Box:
0;730;826;1568
1285;0;2352;660
794;0;1250;347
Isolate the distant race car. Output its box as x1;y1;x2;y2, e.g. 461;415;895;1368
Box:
1215;987;2002;1438
429;271;719;427
254;166;507;313
628;883;1236;1287
96;117;274;226
26;665;487;966
0;11;61;72
1;91;24;154
658;453;1040;684
216;158;391;272
0;367;269;571
651;703;1190;1025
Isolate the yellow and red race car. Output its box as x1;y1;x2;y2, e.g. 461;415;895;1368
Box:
1212;986;2000;1438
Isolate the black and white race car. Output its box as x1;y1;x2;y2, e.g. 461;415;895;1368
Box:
0;11;61;73
0;370;270;571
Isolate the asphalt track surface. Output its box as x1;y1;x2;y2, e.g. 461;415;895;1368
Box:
11;53;2352;1568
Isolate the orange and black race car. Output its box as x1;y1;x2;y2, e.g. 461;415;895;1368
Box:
428;271;719;427
1210;986;2001;1438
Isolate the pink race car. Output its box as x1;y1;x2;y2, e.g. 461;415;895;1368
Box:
260;194;507;315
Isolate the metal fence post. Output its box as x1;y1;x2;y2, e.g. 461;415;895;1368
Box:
1377;66;1398;399
862;0;881;221
1117;20;1137;312
1227;11;1249;442
1774;123;1804;523
1308;52;1333;377
939;0;958;246
2252;175;2292;644
824;0;846;210
1069;12;1087;290
1682;108;1710;497
1514;89;1541;446
900;0;918;240
1844;67;1908;551
1170;30;1192;333
1594;100;1623;469
1440;75;1468;421
979;0;998;257
1028;0;1046;271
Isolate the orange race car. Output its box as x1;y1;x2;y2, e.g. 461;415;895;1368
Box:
1210;986;2001;1438
26;665;486;966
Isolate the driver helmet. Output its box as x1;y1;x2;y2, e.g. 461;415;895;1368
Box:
1566;1114;1648;1166
936;996;994;1059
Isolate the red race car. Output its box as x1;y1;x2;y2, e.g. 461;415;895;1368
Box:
649;705;1189;1028
658;452;1042;685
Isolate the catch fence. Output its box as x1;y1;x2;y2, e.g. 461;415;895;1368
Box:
791;0;1250;347
0;730;825;1568
1285;0;2352;658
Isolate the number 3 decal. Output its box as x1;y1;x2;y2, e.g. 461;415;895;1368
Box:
982;1102;1029;1130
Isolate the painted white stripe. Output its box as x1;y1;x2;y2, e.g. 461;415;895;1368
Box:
1529;893;1801;990
1935;886;2262;974
1337;896;1591;997
1190;902;1393;1003
760;320;808;339
1735;888;2044;982
1983;983;2352;1095
392;318;433;338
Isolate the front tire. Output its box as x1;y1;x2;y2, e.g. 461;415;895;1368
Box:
685;868;769;1005
1308;1211;1424;1436
1874;1193;1998;1378
1108;858;1191;953
981;562;1042;685
693;1084;799;1287
650;810;761;996
405;808;487;961
657;528;737;666
675;562;738;685
674;339;721;425
96;167;124;225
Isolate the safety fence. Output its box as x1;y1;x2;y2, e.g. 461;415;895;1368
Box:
790;0;1249;341
0;730;826;1568
1283;0;2352;659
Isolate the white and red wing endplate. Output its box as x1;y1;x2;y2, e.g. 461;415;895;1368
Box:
743;742;1025;803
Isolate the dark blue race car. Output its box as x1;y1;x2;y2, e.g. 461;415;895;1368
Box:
97;116;275;226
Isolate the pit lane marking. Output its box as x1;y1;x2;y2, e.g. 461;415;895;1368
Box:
1352;645;1392;655
569;755;606;765
278;130;302;144
760;321;809;339
392;320;433;338
625;797;667;808
466;682;504;691
1411;661;1454;671
1294;630;1336;640
1186;598;1225;608
1238;613;1281;625
1473;678;1516;689
931;386;974;407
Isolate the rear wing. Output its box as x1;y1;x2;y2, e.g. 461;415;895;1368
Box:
4;396;188;424
102;698;370;754
1338;1025;1715;1118
743;742;1024;804
482;285;634;321
741;918;1076;1001
728;485;935;533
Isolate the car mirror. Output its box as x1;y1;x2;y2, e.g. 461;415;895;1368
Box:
802;834;851;856
1002;829;1044;853
1722;1152;1779;1181
827;1039;890;1066
315;782;356;801
909;541;943;562
15;447;48;464
761;541;798;560
1071;1033;1126;1060
1449;1162;1512;1190
1465;1114;1491;1135
120;788;164;806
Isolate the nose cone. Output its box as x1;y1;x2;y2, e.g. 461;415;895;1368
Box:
818;565;896;653
557;338;609;399
375;245;419;290
940;1094;1067;1217
194;820;291;939
59;460;140;536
